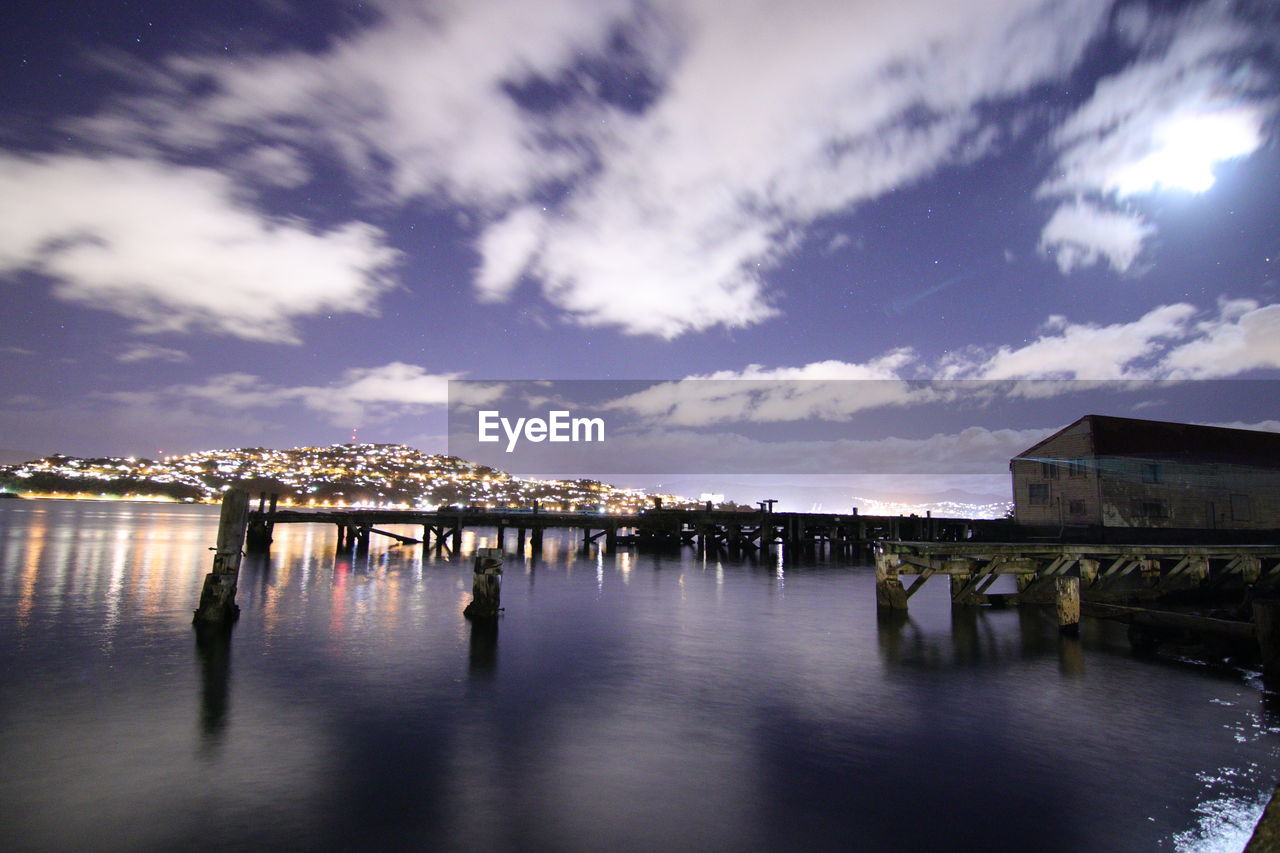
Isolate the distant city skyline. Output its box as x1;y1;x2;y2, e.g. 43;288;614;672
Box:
3;0;1278;509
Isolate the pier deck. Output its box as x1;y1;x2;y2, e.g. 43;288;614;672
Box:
874;540;1280;609
250;503;1001;556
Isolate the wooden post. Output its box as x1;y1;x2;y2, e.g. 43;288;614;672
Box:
1055;575;1080;636
1255;600;1280;691
464;547;503;621
875;556;909;610
194;489;250;624
245;496;275;554
495;524;505;548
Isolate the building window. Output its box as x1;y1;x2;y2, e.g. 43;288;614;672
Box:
1067;458;1087;478
1028;483;1050;506
1231;494;1252;522
1130;499;1167;518
1068;500;1087;516
1040;461;1059;480
1141;462;1161;484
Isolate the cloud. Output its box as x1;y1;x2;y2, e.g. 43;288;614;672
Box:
1161;300;1280;378
600;298;1280;422
1037;5;1272;275
236;145;312;189
0;154;400;343
477;420;1056;475
76;0;1114;337
99;361;500;427
77;0;628;207
117;343;189;363
1037;199;1155;273
947;303;1196;379
604;352;929;424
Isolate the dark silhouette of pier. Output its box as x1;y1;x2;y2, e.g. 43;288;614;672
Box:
244;495;1004;558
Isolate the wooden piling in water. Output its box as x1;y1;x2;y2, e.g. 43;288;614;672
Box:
193;489;250;624
1255;600;1280;692
1055;575;1080;635
875;558;908;610
464;548;503;621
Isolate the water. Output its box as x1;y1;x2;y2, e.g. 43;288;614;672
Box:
0;499;1276;852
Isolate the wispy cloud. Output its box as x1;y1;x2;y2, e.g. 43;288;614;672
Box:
0;154;400;343
13;0;1273;345
72;0;1115;338
604;298;1280;422
99;361;499;427
1037;199;1154;274
117;343;189;363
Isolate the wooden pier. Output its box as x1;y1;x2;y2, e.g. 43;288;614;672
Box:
875;540;1280;681
875;541;1280;610
246;499;1003;558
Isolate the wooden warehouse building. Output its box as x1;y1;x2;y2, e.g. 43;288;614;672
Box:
1011;414;1280;530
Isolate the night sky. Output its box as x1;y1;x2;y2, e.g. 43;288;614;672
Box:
2;0;1278;506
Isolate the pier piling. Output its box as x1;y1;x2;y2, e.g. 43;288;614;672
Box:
1255;600;1280;691
193;489;250;624
1055;575;1081;635
464;548;503;621
875;559;908;610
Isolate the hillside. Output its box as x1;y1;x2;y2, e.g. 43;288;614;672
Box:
0;443;701;511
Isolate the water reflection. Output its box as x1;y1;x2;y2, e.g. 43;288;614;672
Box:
1;502;1278;852
1059;634;1085;678
468;619;499;675
876;601;1092;676
194;622;233;746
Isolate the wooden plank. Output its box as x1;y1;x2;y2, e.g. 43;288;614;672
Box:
904;568;935;599
1085;602;1257;640
366;527;423;544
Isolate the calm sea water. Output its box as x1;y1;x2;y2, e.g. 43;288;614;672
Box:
1;499;1277;852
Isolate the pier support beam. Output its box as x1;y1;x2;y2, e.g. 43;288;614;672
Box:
950;572;975;606
1055;575;1080;636
194;489;250;624
464;548;503;621
1255;600;1280;691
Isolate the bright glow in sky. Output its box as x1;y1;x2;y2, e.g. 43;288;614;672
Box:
1111;108;1262;195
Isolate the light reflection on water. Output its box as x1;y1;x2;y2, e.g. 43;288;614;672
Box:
0;499;1277;852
